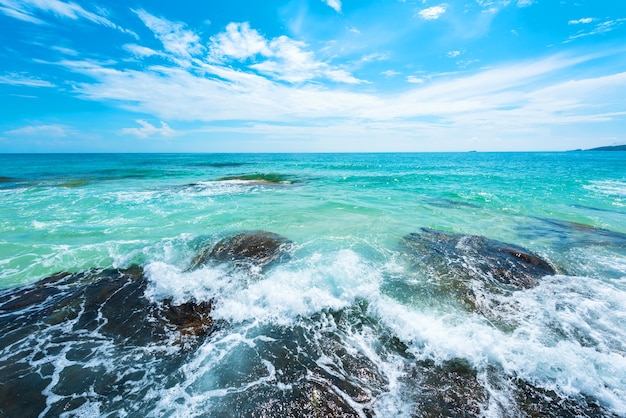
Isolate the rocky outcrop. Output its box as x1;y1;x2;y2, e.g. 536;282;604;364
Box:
0;266;213;347
190;230;292;271
401;228;559;317
402;228;557;290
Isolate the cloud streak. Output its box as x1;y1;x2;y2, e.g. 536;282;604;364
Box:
0;0;136;36
4;124;68;137
0;73;55;87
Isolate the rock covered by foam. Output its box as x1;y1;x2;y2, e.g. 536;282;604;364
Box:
401;228;560;317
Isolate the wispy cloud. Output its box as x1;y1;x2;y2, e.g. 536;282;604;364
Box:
4;124;67;137
322;0;342;13
417;4;448;20
566;18;626;42
568;17;594;25
0;73;55;87
134;9;203;61
516;0;533;7
0;0;136;37
120;120;176;139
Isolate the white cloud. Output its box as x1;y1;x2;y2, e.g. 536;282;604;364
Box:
447;50;462;58
568;17;594;25
0;0;136;36
516;0;533;7
418;5;448;20
5;124;67;137
123;44;162;58
51;46;79;56
322;0;342;13
134;9;204;60
120;120;176;139
382;70;400;77
407;76;424;84
208;22;270;61
0;73;55;87
359;53;388;63
208;22;364;84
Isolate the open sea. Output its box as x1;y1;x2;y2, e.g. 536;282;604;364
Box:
1;152;625;417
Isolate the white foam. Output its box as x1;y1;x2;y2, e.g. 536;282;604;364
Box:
585;180;626;197
373;274;626;415
214;249;381;325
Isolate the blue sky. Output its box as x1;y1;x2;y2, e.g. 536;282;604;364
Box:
0;0;625;152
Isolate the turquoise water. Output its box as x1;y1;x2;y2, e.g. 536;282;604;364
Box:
1;152;625;417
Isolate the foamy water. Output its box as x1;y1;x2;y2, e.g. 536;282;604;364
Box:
1;152;625;417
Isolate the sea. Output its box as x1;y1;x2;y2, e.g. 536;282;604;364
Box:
0;152;625;417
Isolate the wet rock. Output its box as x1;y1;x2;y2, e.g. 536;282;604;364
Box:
0;266;214;417
400;228;559;319
400;359;619;418
402;228;557;291
190;230;292;271
403;359;489;418
198;304;387;418
0;266;214;347
513;378;620;418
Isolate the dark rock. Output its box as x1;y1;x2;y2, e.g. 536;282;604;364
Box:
200;305;386;418
513;378;620;418
400;359;619;418
402;228;557;291
160;299;213;337
190;230;292;271
403;359;489;417
0;266;215;417
0;266;214;347
400;228;558;318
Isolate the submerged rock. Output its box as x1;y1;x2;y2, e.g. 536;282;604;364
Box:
190;230;292;271
402;228;557;290
525;218;626;248
215;173;296;184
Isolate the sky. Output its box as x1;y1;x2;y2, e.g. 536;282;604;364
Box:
0;0;625;152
